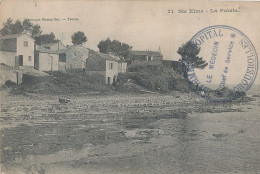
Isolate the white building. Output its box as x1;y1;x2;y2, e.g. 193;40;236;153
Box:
85;52;127;84
34;50;59;72
0;33;35;68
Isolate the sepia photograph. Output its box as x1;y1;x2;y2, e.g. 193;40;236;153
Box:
0;0;259;173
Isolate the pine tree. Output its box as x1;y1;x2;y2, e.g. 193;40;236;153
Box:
177;41;208;79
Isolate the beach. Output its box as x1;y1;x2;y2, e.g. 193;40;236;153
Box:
0;91;260;173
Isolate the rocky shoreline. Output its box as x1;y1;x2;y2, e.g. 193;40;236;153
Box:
0;90;248;127
0;90;258;174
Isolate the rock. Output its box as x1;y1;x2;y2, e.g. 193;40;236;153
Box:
59;98;70;103
212;133;228;138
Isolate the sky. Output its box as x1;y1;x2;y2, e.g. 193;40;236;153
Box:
0;1;259;59
0;0;260;85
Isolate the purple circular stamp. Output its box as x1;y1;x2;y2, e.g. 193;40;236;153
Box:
184;25;258;101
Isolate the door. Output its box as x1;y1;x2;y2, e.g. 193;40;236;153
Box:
107;77;111;84
51;56;53;72
113;76;116;84
18;55;23;66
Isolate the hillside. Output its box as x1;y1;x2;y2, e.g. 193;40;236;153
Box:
4;62;192;95
119;61;191;93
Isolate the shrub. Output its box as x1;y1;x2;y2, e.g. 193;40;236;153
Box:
85;73;105;84
12;71;112;95
204;86;247;101
119;61;190;93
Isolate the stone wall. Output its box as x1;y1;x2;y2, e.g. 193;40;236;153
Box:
0;64;23;86
0;51;16;67
85;71;106;84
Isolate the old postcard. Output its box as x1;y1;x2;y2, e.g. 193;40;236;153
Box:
0;0;259;173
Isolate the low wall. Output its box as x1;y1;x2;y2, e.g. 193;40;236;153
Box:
0;51;16;67
0;64;23;86
85;71;106;84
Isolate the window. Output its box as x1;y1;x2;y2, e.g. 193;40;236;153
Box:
109;62;113;69
59;57;66;62
59;54;66;62
23;41;28;47
28;56;32;61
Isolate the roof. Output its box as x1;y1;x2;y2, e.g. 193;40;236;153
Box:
96;53;120;61
38;41;66;49
39;42;58;48
0;33;34;40
38;45;91;55
38;44;121;62
38;49;60;54
57;45;91;55
89;52;120;62
129;50;162;57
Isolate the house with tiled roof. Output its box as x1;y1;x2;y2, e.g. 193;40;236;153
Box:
34;49;60;71
35;44;91;71
57;45;91;71
0;33;34;68
85;52;127;84
127;50;163;63
38;41;66;51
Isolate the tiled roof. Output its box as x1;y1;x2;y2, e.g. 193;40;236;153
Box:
0;33;34;40
39;45;91;55
38;41;66;49
38;49;60;54
96;53;120;61
129;50;162;57
88;52;120;62
67;45;91;56
40;42;58;47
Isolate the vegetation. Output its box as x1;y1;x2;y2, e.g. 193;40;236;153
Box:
1;19;247;100
7;61;191;95
177;41;246;101
0;18;59;45
0;18;42;38
35;32;59;45
118;61;190;93
71;31;87;45
177;41;208;78
98;38;132;60
203;87;246;101
11;70;113;95
1;18;87;45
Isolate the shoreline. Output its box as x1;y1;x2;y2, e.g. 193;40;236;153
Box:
0;90;249;128
1;90;259;174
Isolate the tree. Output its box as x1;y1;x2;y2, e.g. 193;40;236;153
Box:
10;20;24;34
71;31;87;45
22;19;33;33
0;19;24;35
34;32;58;45
0;18;14;36
0;18;42;39
177;41;208;79
0;18;61;45
97;38;132;59
31;24;42;38
98;38;112;54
